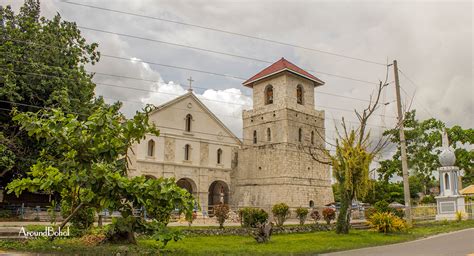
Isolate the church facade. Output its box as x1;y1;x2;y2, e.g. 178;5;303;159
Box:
129;58;334;213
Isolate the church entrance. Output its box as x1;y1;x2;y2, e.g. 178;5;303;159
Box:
208;180;229;216
176;178;197;196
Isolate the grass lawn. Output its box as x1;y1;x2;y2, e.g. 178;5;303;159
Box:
1;220;473;255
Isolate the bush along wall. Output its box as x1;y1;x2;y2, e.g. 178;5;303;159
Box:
180;224;335;236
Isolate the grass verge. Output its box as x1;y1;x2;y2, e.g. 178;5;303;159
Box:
0;220;473;255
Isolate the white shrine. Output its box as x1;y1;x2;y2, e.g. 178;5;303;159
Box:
435;129;466;220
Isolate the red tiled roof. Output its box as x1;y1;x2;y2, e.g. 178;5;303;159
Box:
243;58;324;87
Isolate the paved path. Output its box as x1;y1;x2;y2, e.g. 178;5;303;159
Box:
322;228;474;256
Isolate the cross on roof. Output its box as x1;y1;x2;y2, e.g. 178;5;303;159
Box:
187;76;194;92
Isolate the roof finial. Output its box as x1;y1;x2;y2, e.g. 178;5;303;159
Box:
187;76;194;92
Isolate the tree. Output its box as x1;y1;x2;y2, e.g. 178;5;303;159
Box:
304;69;390;234
378;110;474;188
7;104;195;243
360;180;404;205
0;0;100;184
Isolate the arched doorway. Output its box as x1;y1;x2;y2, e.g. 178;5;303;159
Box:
176;178;197;196
208;180;229;216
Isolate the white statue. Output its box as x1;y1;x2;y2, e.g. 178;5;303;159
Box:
438;129;456;167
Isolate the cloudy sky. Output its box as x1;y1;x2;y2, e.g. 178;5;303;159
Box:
2;0;473;146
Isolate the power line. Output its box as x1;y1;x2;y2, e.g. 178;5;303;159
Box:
5;38;381;85
76;27;381;85
397;68;435;118
0;66;397;127
1;50;383;102
61;1;387;66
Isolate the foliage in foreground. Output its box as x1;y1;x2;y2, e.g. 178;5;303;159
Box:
0;0;100;185
6;104;195;243
272;203;290;226
368;212;407;233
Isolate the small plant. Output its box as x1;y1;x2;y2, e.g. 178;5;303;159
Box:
150;222;184;249
455;211;464;222
272;203;290;226
310;210;321;224
239;208;269;228
368;212;407;233
322;208;336;225
251;222;273;243
214;203;230;228
81;228;107;246
295;207;309;225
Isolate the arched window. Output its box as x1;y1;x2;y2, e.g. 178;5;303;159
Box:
309;200;315;208
311;131;315;144
147;140;155;157
184;144;191;161
298;128;303;142
253;130;257;144
185;114;192;132
217;148;223;164
297;84;304;105
265;85;273;105
444;173;450;190
266;128;271;142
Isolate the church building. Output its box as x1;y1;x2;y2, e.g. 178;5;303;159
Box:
129;58;334;213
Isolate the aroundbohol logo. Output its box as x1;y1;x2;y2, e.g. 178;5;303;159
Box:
19;226;70;238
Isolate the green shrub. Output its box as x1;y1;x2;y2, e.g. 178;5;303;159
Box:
60;201;95;231
239;208;268;228
272;203;290;226
295;207;309;225
0;210;13;219
322;208;336;225
214;204;230;228
455;211;464;222
372;200;405;219
368;212;407;233
364;207;377;220
420;195;436;204
310;210;321;224
374;200;390;213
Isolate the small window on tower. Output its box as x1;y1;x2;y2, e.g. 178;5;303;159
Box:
253;130;257;144
298;128;303;142
267;128;271;142
265;85;273;105
311;131;315;144
297;84;304;105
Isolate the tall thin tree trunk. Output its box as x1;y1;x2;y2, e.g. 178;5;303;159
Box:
49;202;84;241
336;192;351;234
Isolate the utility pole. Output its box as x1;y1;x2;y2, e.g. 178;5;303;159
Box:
393;60;412;224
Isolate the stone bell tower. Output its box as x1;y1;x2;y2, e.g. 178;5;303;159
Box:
232;58;334;209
